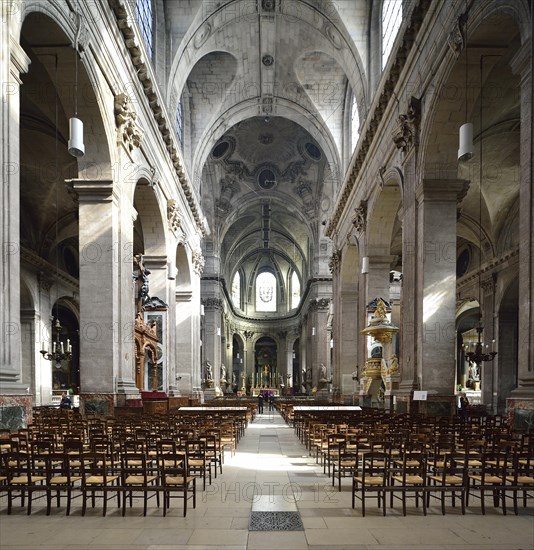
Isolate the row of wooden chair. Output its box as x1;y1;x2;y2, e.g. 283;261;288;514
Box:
1;445;197;517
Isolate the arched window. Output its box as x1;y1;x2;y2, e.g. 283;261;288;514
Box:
176;97;184;148
232;271;241;309
256;272;276;312
351;93;359;152
291;271;301;309
381;0;403;69
136;0;154;60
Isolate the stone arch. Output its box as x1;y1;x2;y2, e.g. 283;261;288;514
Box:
366;176;403;258
17;5;114;178
133;182;167;258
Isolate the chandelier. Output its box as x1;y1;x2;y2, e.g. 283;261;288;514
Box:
40;318;73;369
464;324;496;366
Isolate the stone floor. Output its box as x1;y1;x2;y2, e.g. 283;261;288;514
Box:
0;410;533;549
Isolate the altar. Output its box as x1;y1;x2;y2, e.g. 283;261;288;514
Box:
252;388;280;397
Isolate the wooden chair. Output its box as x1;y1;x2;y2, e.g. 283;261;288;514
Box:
390;451;427;516
81;452;121;516
504;448;534;514
43;451;83;515
467;447;509;515
3;451;47;515
158;451;196;516
426;453;467;515
120;452;159;516
186;439;211;491
352;450;390;516
332;437;360;492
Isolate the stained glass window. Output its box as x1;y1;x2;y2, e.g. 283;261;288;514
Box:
291;271;300;309
256;272;276;312
382;0;402;69
136;0;154;61
232;271;241;309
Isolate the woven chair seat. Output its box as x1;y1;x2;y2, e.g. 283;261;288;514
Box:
353;476;383;485
124;475;157;485
85;475;119;484
50;475;82;485
468;474;503;484
506;475;534;485
392;474;424;485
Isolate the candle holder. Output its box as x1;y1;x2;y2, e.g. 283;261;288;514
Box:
465;325;497;366
40;318;73;369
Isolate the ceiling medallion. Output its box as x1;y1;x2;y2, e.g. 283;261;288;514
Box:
262;0;275;12
262;54;274;67
258;168;277;190
258;133;274;145
324;23;342;50
194;22;212;49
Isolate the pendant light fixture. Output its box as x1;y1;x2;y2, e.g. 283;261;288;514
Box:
68;8;85;158
458;5;473;162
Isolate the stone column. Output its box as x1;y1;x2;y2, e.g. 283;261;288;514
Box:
0;36;30;397
416;179;468;395
73;180;138;414
398;155;419;395
510;39;534;399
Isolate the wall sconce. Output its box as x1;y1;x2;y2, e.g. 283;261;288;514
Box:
217;327;221;336
200;305;205;316
312;327;316;336
361;256;369;274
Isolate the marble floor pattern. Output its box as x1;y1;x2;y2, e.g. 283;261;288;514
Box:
0;410;533;550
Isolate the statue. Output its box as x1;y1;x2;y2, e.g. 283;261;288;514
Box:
232;372;237;386
205;362;213;381
389;354;399;374
319;363;327;382
133;254;151;314
468;363;479;381
306;368;312;383
220;364;227;383
374;298;388;320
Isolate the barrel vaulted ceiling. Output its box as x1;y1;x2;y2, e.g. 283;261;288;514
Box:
165;0;370;290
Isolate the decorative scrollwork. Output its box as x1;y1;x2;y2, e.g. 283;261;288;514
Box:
114;93;143;152
351;200;367;233
392;97;421;153
328;250;342;274
167;199;182;233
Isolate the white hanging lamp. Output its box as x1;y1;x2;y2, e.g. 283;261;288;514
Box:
68;10;85;158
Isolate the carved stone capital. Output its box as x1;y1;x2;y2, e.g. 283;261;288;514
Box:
202;297;223;310
310;298;331;311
